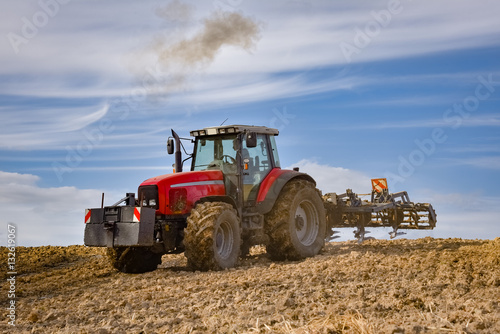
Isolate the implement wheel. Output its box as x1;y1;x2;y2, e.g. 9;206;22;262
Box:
184;202;241;271
265;179;326;260
107;247;162;273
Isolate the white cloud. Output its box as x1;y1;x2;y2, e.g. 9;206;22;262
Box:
0;1;151;76
0;171;39;187
430;211;500;240
287;160;372;194
0;171;109;246
398;190;500;239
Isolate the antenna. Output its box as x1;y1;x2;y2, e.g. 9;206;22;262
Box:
220;118;229;126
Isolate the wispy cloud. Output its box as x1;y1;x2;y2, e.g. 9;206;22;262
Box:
445;144;500;154
447;156;500;170
1;0;500;102
56;103;109;132
171;74;363;107
328;114;500;131
24;166;174;172
0;103;110;150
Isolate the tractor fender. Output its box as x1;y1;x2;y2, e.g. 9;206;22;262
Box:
195;195;238;211
256;169;316;215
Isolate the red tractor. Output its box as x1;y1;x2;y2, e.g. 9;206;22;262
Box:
85;125;327;272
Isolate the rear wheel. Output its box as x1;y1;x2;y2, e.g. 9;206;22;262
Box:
107;247;162;273
184;202;241;271
265;179;326;260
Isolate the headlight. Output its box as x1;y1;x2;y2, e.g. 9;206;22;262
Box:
138;185;159;209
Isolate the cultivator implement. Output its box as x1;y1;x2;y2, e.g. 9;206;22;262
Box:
324;178;437;243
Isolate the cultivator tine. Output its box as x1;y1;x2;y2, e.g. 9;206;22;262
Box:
353;227;363;243
329;230;341;240
389;227;406;239
417;203;437;227
399;203;437;230
354;228;374;244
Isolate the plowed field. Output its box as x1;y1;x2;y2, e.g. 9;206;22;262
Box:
1;238;499;333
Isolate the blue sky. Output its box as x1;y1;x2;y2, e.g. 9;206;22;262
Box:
1;0;499;246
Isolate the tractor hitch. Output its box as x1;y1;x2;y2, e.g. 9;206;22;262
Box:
84;193;156;248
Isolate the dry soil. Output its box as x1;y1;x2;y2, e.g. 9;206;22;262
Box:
1;237;499;333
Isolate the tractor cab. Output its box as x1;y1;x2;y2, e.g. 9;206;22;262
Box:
187;125;281;206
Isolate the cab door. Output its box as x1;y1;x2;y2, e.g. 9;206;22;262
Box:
241;134;273;203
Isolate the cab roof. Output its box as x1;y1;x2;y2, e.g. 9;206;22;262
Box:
190;125;279;137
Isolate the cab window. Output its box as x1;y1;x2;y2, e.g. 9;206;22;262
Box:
269;135;281;168
192;135;237;171
242;134;272;201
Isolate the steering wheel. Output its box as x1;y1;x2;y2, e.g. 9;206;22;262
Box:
221;155;236;164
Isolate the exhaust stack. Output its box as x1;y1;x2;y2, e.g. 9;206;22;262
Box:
172;129;183;173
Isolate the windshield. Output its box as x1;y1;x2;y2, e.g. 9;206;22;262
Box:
192;135;238;171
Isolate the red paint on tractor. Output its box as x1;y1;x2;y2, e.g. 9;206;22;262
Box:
140;170;226;215
256;168;288;203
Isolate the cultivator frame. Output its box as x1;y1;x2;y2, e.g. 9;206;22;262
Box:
324;178;437;242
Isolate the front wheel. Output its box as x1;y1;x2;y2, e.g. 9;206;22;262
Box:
265;180;326;260
184;202;241;271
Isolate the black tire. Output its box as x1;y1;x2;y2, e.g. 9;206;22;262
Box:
184;202;241;271
106;247;162;273
265;179;326;260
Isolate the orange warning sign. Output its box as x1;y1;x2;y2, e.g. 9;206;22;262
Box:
371;178;388;193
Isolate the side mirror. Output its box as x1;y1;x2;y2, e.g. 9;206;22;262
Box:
246;132;257;148
167;138;174;155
